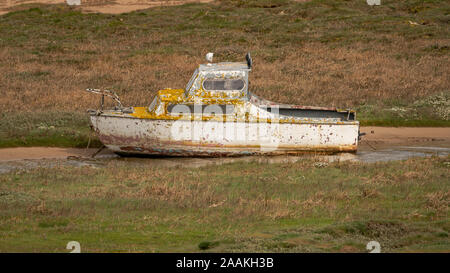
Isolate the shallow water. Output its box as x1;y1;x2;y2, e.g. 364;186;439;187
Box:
0;144;448;174
351;146;449;163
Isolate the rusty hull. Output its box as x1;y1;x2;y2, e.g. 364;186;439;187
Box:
90;114;359;157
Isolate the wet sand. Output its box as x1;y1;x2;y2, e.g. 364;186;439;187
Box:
0;0;214;15
0;147;100;162
359;127;450;143
358;127;450;150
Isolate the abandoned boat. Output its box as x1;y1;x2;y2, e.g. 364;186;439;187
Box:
87;53;359;157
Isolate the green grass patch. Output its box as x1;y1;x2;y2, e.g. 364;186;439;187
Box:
0;156;448;252
0;111;102;148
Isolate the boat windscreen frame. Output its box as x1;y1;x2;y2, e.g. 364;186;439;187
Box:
148;96;160;112
185;68;199;94
185;68;250;100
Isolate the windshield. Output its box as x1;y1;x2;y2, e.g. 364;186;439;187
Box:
185;68;199;92
203;78;245;91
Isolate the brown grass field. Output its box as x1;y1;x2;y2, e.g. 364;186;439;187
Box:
1;40;448;112
0;0;448;147
0;0;448;111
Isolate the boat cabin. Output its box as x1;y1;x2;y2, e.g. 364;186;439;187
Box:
146;52;355;121
185;60;251;100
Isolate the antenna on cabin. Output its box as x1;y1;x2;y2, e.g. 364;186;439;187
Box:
206;52;214;65
246;52;252;69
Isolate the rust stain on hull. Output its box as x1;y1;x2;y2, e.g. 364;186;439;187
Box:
116;145;357;158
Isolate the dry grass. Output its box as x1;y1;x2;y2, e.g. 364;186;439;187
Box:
2;40;449;112
253;41;449;108
0;0;448;113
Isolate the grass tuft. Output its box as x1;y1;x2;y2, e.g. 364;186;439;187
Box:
198;241;220;250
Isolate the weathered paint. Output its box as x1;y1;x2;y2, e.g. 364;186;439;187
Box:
91;115;358;156
88;54;360;157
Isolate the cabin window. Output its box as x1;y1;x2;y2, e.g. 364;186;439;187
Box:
168;104;235;115
202;79;245;91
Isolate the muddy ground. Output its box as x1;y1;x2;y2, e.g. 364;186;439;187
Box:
359;126;450;147
0;127;449;174
1;126;449;161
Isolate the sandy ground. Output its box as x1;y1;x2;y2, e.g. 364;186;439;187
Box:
0;127;449;161
0;147;104;161
359;127;450;148
0;0;214;15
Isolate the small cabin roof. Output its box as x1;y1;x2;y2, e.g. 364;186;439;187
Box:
198;62;251;72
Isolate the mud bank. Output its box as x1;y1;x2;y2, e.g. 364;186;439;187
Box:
0;147;103;162
359;127;450;146
1;127;449;162
0;127;448;173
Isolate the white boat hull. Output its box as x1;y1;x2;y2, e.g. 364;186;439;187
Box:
90;115;359;156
